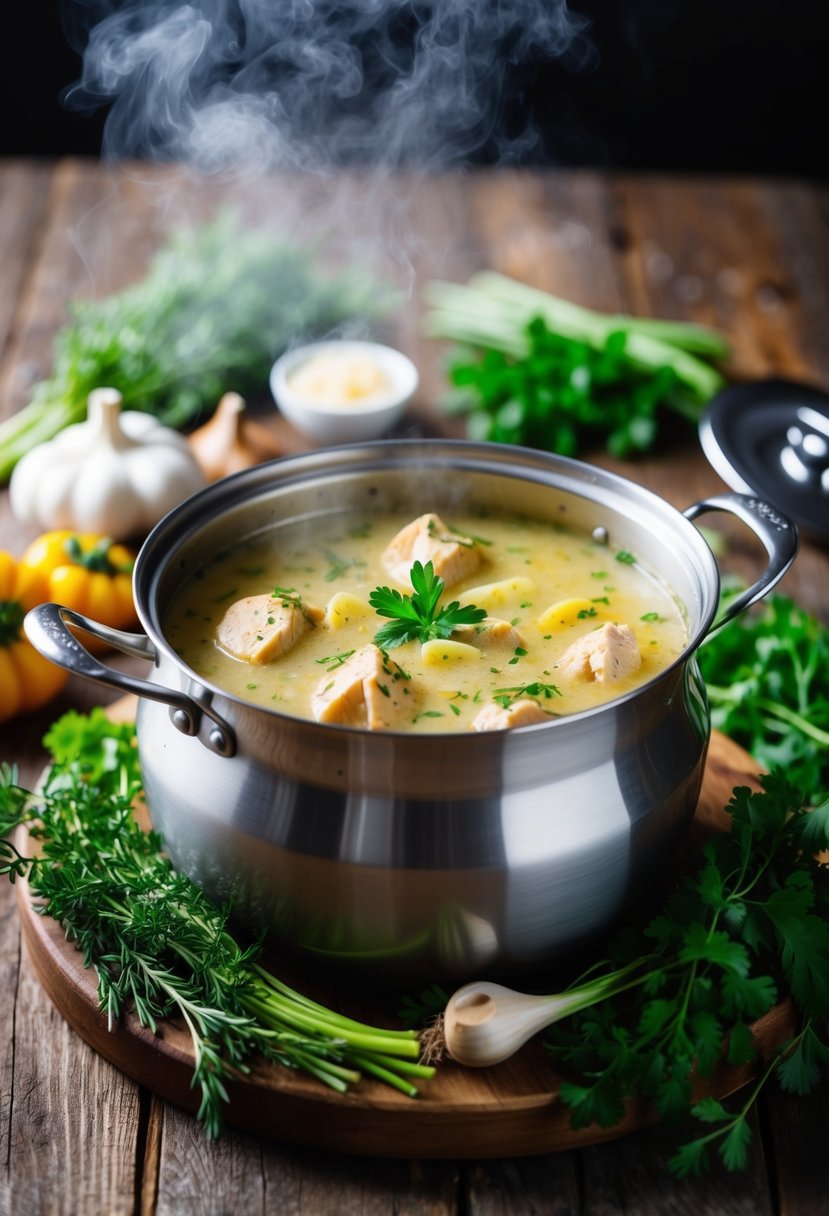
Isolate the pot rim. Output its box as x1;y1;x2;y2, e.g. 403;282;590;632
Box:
131;438;721;737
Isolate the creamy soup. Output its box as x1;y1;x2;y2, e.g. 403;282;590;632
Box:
163;508;687;733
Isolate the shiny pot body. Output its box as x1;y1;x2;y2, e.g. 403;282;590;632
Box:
26;441;797;982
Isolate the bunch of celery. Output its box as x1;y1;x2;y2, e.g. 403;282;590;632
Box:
423;272;729;457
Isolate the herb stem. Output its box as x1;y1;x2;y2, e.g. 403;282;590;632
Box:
706;684;829;748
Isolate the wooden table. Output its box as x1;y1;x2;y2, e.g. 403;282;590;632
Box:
1;159;828;1214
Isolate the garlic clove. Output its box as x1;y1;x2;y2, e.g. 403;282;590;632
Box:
188;392;282;482
74;453;135;536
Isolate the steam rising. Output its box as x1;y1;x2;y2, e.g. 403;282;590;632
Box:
63;1;594;172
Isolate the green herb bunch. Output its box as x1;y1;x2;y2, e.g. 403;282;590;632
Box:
699;592;829;797
423;271;728;459
0;710;433;1137
369;560;486;648
545;773;829;1176
448;317;691;457
0;212;387;482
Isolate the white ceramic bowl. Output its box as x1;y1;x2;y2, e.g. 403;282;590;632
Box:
269;339;419;444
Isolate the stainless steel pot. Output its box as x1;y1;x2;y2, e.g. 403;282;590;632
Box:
25;441;797;983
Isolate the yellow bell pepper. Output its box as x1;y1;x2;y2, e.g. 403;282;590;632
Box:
19;531;139;636
0;550;68;723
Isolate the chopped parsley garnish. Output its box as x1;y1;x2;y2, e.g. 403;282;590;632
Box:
349;522;373;539
426;518;492;548
322;549;366;582
315;649;356;671
493;681;562;708
641;611;661;621
615;550;636;565
413;710;444;722
368;561;486;649
272;586;303;608
272;586;319;627
577;607;598;619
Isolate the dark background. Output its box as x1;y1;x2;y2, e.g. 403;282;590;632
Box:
3;0;827;177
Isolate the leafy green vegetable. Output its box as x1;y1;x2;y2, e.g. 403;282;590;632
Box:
543;774;829;1176
423;272;728;458
699;592;829;797
0;212;385;482
0;710;433;1137
369;560;486;649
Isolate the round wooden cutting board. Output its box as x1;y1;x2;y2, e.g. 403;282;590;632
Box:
15;730;796;1159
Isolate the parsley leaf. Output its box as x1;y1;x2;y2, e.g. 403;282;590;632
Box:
368;561;486;649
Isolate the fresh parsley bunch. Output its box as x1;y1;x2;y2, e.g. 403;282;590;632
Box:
369;560;486;649
699;592;829;797
425;272;727;458
546;773;829;1176
446;317;696;458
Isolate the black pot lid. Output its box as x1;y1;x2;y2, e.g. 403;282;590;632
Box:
699;378;829;542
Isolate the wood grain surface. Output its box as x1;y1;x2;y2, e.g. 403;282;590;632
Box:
1;160;828;1214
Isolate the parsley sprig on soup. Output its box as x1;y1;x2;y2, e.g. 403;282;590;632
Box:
163;510;687;732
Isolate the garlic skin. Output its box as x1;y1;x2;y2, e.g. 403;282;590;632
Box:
10;388;206;539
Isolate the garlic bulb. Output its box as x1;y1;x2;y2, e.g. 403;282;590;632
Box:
10;388;206;539
444;957;650;1067
444;982;565;1067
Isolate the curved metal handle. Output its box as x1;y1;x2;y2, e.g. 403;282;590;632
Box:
683;493;798;634
24;603;236;757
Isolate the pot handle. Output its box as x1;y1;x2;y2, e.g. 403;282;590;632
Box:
683;492;798;634
24;603;236;758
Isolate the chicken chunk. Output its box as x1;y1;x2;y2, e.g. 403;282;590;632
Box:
454;616;525;651
472;699;551;731
557;622;641;684
382;512;482;589
216;591;323;664
311;644;416;729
